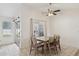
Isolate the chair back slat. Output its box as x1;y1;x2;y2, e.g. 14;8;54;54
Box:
49;35;60;45
49;37;54;43
31;36;37;46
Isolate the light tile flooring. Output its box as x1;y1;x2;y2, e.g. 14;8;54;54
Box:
0;43;79;56
0;43;20;56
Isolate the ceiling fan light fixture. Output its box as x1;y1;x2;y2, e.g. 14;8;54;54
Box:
42;3;61;16
47;13;53;16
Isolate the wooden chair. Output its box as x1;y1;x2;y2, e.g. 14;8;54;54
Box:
47;35;61;55
55;35;61;51
29;36;44;55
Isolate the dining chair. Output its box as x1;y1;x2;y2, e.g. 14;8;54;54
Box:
55;35;61;51
29;36;44;56
47;35;61;55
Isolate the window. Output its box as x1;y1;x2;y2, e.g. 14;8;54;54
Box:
3;21;12;29
2;21;12;36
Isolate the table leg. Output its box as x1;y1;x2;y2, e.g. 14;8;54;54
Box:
44;42;47;55
48;42;51;55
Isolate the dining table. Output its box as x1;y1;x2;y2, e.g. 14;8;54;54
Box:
37;37;51;55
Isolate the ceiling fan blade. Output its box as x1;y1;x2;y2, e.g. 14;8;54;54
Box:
53;12;57;15
53;10;60;12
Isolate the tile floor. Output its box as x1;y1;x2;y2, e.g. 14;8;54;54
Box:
0;43;78;56
21;44;79;56
0;43;20;56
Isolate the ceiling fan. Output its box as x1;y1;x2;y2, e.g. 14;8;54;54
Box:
42;3;61;16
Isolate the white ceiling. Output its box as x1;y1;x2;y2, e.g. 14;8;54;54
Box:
22;3;79;11
0;3;22;17
0;3;79;17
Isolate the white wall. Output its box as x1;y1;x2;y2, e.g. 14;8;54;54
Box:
50;9;79;48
